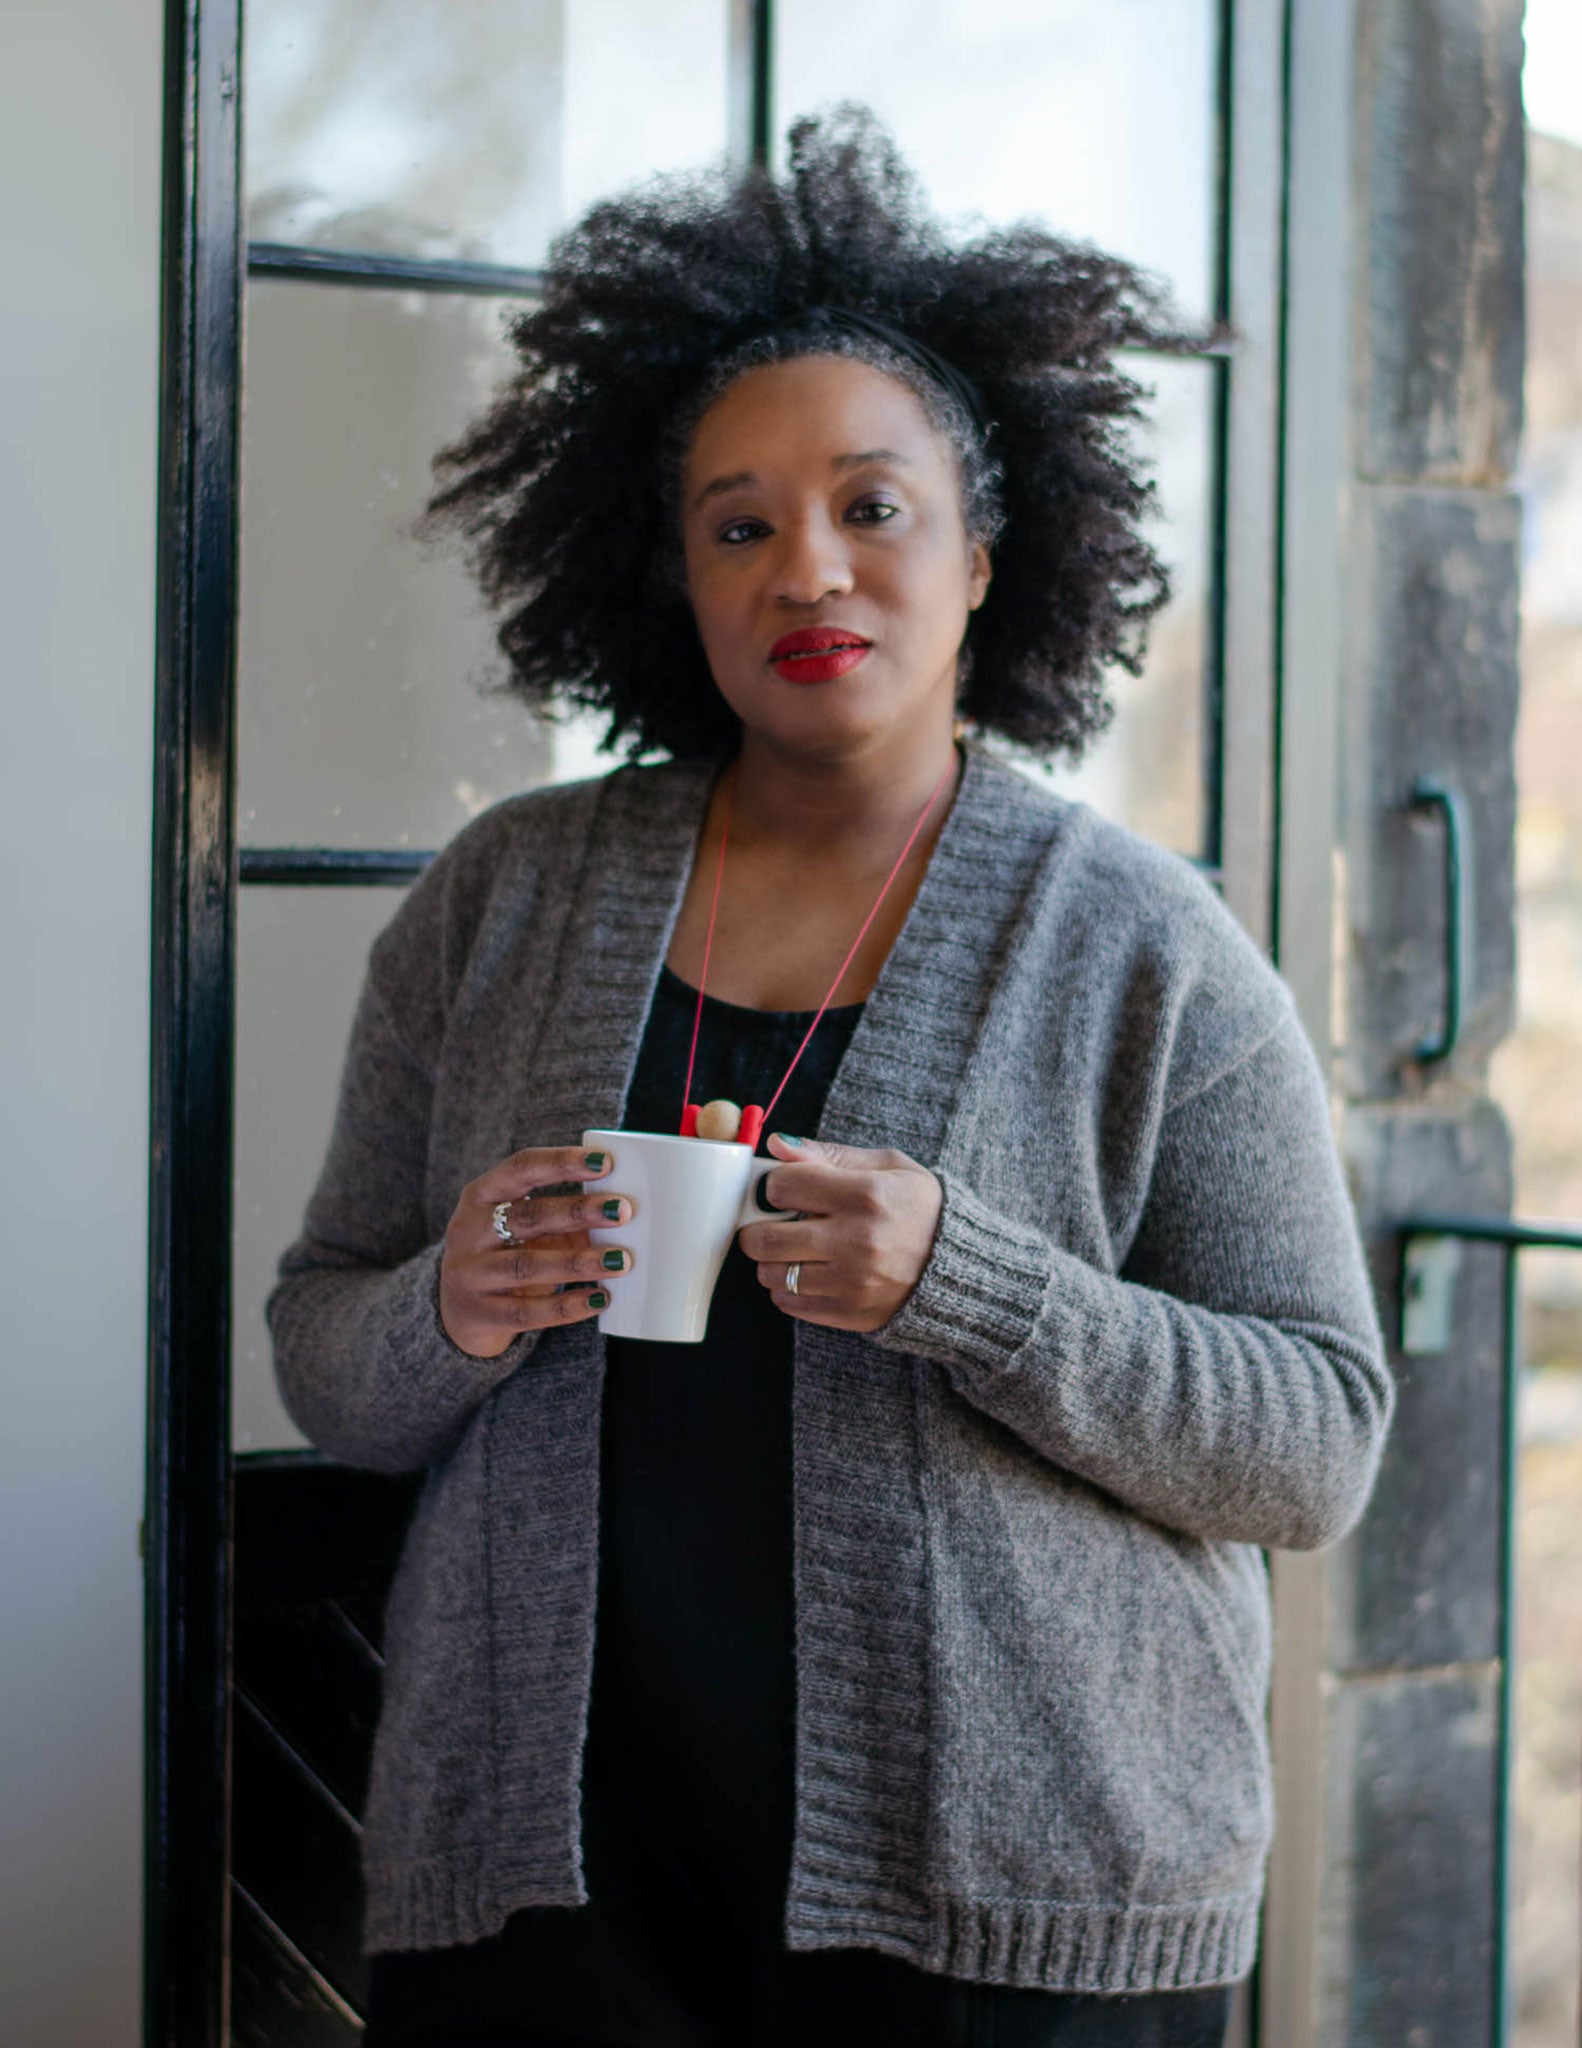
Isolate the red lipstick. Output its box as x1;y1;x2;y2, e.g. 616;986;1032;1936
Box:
767;626;872;684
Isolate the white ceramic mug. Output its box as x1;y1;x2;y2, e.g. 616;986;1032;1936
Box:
582;1127;775;1343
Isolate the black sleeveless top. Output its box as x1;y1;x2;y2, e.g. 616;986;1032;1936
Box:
581;964;864;1961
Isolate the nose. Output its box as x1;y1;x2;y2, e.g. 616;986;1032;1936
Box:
771;512;854;606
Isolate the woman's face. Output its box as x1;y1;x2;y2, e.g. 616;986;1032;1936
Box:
679;353;992;761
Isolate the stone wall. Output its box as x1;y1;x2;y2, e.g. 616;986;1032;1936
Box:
1319;3;1526;2043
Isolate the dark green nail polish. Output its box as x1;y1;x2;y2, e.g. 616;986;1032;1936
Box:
601;1249;626;1271
584;1150;608;1171
588;1291;609;1310
774;1132;804;1147
600;1198;622;1221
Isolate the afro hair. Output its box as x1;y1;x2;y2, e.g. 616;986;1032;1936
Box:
420;102;1224;763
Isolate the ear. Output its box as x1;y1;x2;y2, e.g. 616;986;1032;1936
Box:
966;538;992;612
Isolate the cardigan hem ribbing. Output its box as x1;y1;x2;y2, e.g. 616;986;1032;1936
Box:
364;1853;1258;1994
788;1888;1261;1994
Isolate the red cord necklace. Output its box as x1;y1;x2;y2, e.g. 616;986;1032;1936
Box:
679;754;958;1151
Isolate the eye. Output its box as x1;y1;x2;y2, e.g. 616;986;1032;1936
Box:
718;516;769;546
848;497;900;525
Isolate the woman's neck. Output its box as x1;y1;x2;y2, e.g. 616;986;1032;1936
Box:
665;724;966;1010
724;727;962;859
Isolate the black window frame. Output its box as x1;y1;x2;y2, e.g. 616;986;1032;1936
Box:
145;2;1253;2038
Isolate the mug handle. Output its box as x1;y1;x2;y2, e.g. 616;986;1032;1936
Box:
735;1156;778;1229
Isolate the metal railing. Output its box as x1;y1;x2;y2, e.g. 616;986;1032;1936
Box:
1399;1213;1582;2046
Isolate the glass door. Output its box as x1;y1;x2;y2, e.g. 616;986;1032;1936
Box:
149;4;1281;2039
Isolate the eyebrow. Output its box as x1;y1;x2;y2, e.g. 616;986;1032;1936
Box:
690;448;912;512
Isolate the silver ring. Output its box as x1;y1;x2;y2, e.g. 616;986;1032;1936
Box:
491;1200;516;1246
785;1262;801;1297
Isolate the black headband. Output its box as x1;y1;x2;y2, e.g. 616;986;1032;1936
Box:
752;304;990;438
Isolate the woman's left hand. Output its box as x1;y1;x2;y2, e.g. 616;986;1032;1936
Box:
735;1132;943;1332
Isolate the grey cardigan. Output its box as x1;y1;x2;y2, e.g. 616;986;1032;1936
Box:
268;743;1392;1994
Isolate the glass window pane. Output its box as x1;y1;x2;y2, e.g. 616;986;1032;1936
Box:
998;356;1214;859
238;278;586;849
244;0;731;267
233;886;407;1452
774;0;1218;325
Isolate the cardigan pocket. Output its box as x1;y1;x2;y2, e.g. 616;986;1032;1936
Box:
1130;1521;1272;1730
919;1379;1274;1910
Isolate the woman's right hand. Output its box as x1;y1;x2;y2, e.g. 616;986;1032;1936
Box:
438;1145;634;1359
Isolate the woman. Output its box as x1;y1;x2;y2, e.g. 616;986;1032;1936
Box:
269;107;1392;2048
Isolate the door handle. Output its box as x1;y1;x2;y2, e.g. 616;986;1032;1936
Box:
1409;777;1471;1064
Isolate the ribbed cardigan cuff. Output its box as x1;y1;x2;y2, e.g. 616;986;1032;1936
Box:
370;1243;542;1464
271;1241;539;1471
875;1167;1053;1375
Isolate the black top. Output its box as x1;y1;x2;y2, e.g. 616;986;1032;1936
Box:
581;965;864;1960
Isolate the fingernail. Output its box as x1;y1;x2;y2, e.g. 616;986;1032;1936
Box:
600;1198;623;1221
774;1132;804;1148
588;1291;610;1310
601;1249;627;1271
584;1150;608;1171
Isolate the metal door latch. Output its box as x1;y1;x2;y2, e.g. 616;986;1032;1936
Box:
1400;1231;1463;1355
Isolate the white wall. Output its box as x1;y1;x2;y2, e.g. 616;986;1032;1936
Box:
0;1;163;2041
